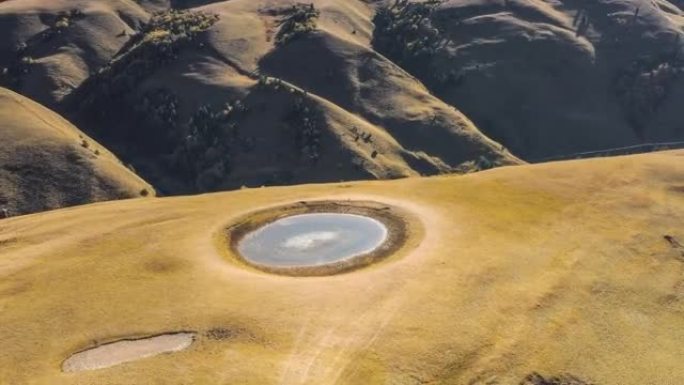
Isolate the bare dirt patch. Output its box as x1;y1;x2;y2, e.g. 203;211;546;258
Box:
62;332;196;372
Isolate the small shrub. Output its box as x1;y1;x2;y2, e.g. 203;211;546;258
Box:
372;0;455;87
170;99;252;191
275;3;320;46
75;9;219;110
132;88;180;151
206;328;236;340
477;155;493;170
284;96;322;163
55;18;70;29
0;10;83;90
614;52;684;136
520;372;594;385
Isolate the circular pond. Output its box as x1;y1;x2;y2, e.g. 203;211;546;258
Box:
237;213;388;268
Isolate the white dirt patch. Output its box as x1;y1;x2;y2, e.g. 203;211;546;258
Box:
62;332;196;372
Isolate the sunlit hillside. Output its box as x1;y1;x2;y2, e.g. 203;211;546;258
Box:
0;151;682;385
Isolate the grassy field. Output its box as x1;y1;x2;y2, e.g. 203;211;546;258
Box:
0;150;682;384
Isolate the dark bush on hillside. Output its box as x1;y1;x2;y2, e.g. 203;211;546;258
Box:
275;3;320;46
283;96;322;164
614;52;684;137
133;89;180;151
0;9;84;90
170;100;250;191
520;372;594;385
372;1;455;87
75;9;219;111
68;9;219;154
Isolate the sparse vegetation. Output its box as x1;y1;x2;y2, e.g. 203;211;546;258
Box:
476;155;494;170
67;10;222;190
275;3;320;46
372;0;456;87
39;10;84;41
347;126;379;160
0;44;33;89
614;52;684;137
170;99;251;191
455;153;504;173
74;9;219;113
285;96;322;163
133;89;180;151
520;372;594;385
256;76;322;164
0;88;152;216
0;10;84;90
205;328;237;340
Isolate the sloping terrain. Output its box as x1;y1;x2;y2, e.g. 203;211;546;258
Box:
0;150;682;384
0;0;155;108
372;0;684;158
0;87;153;216
64;0;519;193
2;0;684;193
0;0;519;195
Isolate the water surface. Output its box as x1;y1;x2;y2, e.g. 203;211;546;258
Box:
237;213;388;267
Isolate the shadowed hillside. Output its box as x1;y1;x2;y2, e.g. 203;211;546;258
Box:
0;87;153;216
372;0;684;158
2;0;683;199
0;0;153;108
63;1;520;194
0;0;519;196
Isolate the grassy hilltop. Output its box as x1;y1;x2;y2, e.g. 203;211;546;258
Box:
0;150;682;384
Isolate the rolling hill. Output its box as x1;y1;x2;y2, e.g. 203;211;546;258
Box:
0;87;153;216
0;150;682;384
372;0;684;158
0;0;521;196
0;0;682;178
0;1;683;383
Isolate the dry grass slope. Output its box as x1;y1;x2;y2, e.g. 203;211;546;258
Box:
0;150;682;384
372;0;684;158
1;0;521;196
0;87;154;216
0;0;153;107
